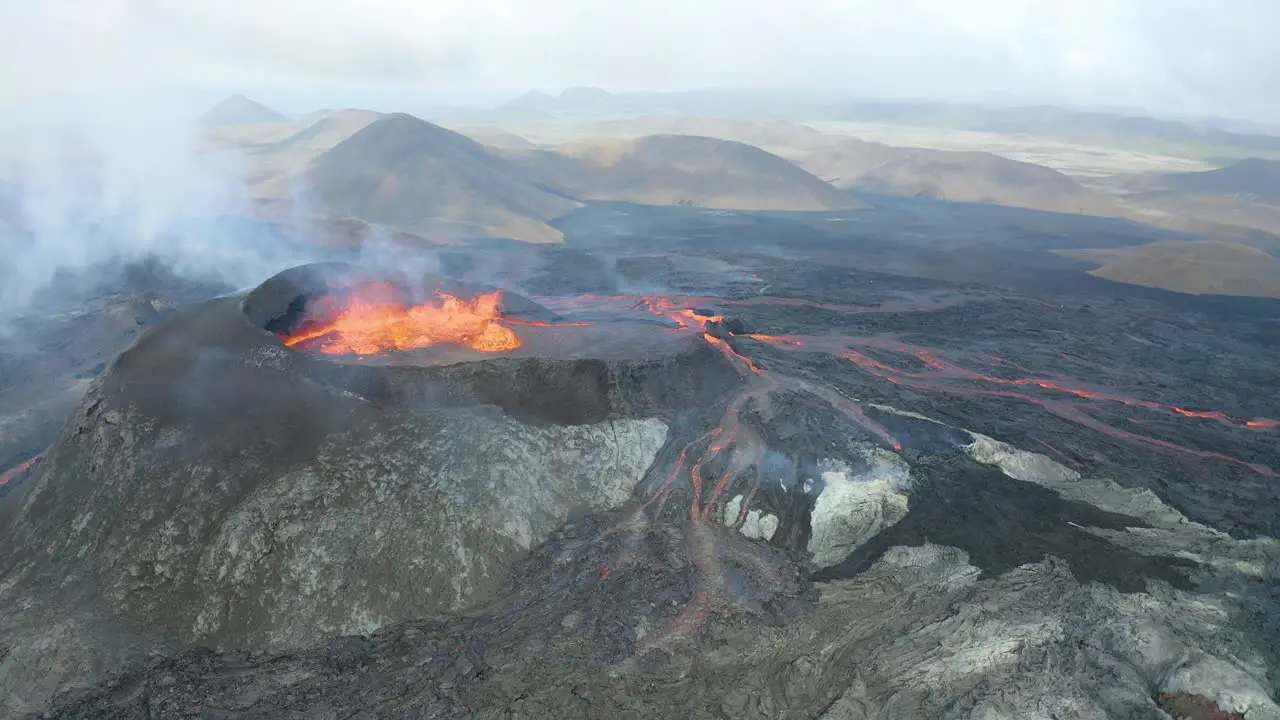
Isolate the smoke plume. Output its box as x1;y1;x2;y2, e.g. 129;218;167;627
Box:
0;94;319;330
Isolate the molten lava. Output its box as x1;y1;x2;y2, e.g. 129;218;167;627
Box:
0;450;47;488
284;283;522;356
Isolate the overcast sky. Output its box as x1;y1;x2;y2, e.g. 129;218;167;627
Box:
2;0;1278;121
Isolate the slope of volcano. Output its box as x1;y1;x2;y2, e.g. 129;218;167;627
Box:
2;201;1278;719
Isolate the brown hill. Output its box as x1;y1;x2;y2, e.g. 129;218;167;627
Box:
849;149;1124;216
785;136;910;185
300;113;580;243
1100;158;1280;244
582;116;832;152
1056;240;1280;297
787;138;1127;217
514;134;865;211
1127;158;1280;204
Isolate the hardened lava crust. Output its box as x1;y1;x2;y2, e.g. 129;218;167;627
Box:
3;201;1279;719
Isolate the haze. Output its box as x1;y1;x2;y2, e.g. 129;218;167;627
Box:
3;0;1279;122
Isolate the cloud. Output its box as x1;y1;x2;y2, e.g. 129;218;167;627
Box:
1;0;1279;118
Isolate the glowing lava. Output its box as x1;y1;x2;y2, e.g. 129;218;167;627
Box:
533;288;1278;648
0;450;47;488
284;283;522;356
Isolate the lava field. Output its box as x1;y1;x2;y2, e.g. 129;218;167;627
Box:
1;201;1278;718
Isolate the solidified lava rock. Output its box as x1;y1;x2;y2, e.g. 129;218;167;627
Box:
8;248;1280;719
0;265;748;716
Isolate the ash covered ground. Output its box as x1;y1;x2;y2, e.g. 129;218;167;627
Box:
2;198;1279;719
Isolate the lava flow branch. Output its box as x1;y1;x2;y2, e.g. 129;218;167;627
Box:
0;449;48;489
285;283;1275;646
282;282;523;356
719;317;1279;476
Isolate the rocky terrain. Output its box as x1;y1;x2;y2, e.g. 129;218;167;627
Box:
197;95;1280;301
0;198;1277;718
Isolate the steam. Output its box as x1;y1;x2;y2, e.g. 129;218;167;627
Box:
0;95;317;330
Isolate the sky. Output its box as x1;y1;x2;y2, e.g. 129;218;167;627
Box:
1;0;1278;121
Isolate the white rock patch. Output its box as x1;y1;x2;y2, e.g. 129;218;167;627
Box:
723;494;779;541
808;447;912;568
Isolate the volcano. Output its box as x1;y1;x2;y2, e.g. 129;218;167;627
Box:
3;200;1280;719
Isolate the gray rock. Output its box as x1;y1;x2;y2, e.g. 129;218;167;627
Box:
0;290;675;716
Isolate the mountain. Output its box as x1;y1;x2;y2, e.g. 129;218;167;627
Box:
1134;158;1280;204
499;90;558;111
580;115;831;153
491;87;817;121
512;134;865;211
201;94;289;127
1056;239;1280;297
300;113;580;243
267;109;383;155
489;90;1280;158
837;101;1280;159
785;136;912;184
1095;158;1280;244
455;126;539;150
847;149;1124;215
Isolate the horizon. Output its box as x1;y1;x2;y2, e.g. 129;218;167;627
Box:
4;1;1279;124
11;85;1280;132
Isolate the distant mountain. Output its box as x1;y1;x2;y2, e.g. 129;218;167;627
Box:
558;86;614;107
837;102;1280;158
509;134;865;212
578;115;831;152
493;91;559;122
785;136;909;185
265;109;382;155
454;127;539;150
300;113;580;243
1056;240;1280;297
1134;158;1280;204
785;136;1124;217
490;89;1280;158
201;94;289;127
492;88;816;121
848;149;1124;216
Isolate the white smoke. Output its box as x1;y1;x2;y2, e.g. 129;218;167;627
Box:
0;93;317;327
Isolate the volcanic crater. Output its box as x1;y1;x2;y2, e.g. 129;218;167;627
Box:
3;204;1279;718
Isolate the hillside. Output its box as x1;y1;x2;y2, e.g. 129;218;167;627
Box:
300;113;580;243
451;114;839;158
515;134;865;211
588;116;830;152
267;109;382;155
1056;240;1280;297
1134;158;1280;204
455;127;539;150
201;94;289;127
785;136;911;184
847;149;1124;215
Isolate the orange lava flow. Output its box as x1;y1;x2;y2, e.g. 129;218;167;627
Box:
0;450;47;487
284;286;521;356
